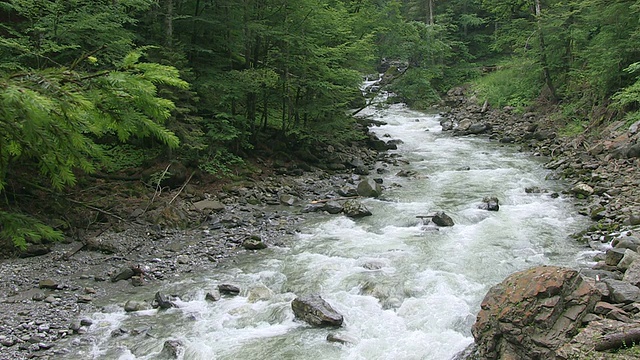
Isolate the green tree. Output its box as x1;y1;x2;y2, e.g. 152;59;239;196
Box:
0;1;188;249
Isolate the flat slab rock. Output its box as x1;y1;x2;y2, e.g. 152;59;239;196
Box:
471;266;600;360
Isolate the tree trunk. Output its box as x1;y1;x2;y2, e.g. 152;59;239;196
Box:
164;0;173;48
534;0;558;102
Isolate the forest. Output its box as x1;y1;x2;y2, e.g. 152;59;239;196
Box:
1;0;639;250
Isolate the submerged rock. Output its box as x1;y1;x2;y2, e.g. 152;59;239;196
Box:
291;294;344;327
471;266;599;359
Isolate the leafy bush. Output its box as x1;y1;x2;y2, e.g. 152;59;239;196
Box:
199;149;245;176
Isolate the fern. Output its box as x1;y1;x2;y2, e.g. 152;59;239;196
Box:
0;211;63;249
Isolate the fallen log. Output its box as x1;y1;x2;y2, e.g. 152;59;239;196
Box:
595;329;640;351
310;196;360;204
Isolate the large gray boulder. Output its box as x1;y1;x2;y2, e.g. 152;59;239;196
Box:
291;295;344;327
613;235;640;252
322;201;344;214
602;279;640;303
356;179;382;198
471;266;599;359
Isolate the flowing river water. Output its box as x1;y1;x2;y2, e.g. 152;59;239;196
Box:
69;101;592;360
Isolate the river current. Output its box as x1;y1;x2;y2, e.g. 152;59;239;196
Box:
70;102;591;359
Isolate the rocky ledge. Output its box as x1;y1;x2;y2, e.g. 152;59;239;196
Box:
444;87;640;359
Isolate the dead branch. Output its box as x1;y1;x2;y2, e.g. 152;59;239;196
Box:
143;163;171;214
66;198;126;222
169;171;195;205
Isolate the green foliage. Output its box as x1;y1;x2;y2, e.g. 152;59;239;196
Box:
99;144;161;173
613;62;640;127
199;149;245;176
0;211;63;249
390;68;441;108
0;52;187;191
472;59;541;110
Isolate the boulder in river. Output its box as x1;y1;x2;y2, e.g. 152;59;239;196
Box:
153;292;177;309
124;300;151;312
471;266;599;359
322;201;344;214
291;294;344;327
356;179;382;198
342;200;372;218
478;197;500;211
159;339;185;359
431;211;454;227
111;266;135;283
218;284;241;295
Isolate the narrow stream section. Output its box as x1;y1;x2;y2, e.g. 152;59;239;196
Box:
72;103;591;359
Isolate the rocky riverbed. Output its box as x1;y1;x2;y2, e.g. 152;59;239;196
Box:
2;85;640;360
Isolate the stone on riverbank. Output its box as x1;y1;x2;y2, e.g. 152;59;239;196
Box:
242;235;267;250
471;266;599;359
38;279;58;290
291;294;344;327
571;183;594;198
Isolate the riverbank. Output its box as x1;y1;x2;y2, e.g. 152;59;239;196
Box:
442;86;640;359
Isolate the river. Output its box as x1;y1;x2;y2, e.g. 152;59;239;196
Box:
69;101;591;359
